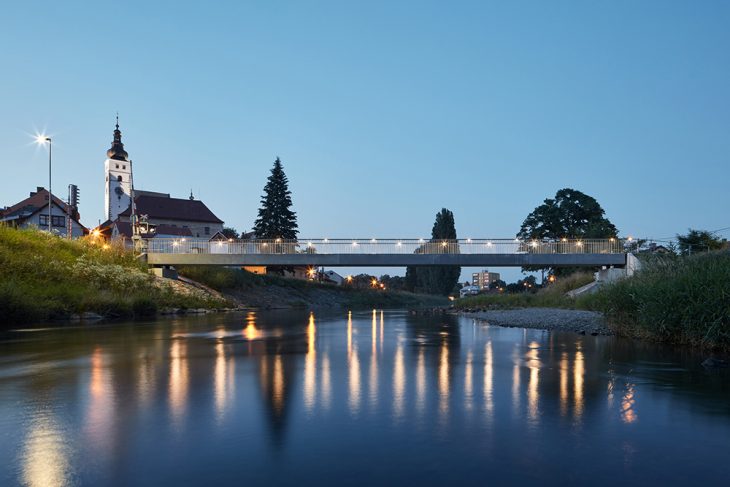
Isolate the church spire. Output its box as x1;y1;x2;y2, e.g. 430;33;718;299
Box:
107;115;129;161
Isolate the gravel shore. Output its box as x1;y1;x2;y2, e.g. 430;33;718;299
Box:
460;307;613;336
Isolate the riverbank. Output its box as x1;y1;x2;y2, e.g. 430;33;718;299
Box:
0;227;230;324
583;251;730;349
459;307;612;335
0;227;447;325
457;251;730;350
177;266;447;309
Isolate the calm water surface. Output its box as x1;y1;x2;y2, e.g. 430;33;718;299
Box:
1;310;729;486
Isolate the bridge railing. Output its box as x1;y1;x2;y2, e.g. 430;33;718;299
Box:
145;238;626;255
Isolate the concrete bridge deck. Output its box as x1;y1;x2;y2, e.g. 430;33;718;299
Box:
144;238;628;268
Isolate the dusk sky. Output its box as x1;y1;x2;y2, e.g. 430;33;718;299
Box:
2;1;729;279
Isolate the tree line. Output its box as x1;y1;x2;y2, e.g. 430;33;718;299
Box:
229;159;727;295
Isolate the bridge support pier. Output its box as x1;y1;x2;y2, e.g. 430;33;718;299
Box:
150;266;178;280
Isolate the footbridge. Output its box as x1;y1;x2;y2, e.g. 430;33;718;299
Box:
144;238;628;268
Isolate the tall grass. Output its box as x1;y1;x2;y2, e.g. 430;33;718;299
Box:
581;251;730;349
0;226;226;324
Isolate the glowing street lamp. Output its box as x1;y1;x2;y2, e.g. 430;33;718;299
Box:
35;135;52;232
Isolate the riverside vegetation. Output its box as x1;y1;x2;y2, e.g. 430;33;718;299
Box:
0;227;446;325
0;226;228;324
456;252;730;350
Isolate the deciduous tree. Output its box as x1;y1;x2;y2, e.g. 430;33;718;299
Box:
517;188;618;240
676;229;724;255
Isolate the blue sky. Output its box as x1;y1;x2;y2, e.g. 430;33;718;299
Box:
1;1;729;281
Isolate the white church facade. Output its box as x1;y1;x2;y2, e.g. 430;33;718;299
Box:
104;119;134;222
99;120;224;241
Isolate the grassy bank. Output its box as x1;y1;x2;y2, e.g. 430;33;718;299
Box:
582;252;730;349
456;253;730;350
454;272;594;310
0;226;227;324
177;266;448;309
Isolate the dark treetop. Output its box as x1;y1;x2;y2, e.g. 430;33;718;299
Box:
517;188;618;240
406;208;461;296
253;157;298;240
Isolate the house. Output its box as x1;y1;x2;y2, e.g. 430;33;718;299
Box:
0;187;87;238
459;285;481;298
323;270;345;285
645;243;672;254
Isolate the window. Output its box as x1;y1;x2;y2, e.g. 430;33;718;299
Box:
117;175;123;181
122;165;126;170
116;164;119;169
38;215;64;227
204;227;210;235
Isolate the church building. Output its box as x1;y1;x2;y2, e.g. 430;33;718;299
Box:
99;120;224;240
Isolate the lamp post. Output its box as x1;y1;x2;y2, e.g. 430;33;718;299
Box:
36;136;52;232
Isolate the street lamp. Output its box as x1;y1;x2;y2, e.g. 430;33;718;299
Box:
36;135;52;232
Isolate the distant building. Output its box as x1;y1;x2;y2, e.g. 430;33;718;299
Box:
98;120;224;240
472;269;501;290
645;243;672;254
460;285;480;298
0;187;87;238
323;270;345;285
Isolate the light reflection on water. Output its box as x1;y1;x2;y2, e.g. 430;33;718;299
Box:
1;310;730;486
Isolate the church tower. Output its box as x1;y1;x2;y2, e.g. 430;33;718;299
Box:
104;117;133;222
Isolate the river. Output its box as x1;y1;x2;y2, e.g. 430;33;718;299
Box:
1;310;728;486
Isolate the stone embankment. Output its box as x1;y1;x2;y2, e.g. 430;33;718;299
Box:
460;307;612;336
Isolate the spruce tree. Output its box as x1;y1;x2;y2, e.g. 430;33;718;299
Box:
253;157;298;240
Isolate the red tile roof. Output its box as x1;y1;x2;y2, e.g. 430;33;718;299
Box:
0;187;86;229
119;195;223;224
1;187;69;218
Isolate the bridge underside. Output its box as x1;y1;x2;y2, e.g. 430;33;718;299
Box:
146;253;627;268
